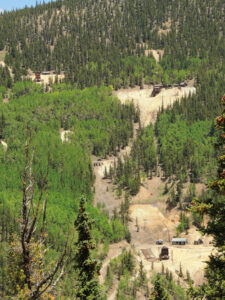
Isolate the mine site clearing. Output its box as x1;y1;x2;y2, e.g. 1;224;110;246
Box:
93;83;213;289
114;83;196;126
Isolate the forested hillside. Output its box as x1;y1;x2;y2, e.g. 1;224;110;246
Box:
0;0;225;298
0;0;224;88
0;84;137;298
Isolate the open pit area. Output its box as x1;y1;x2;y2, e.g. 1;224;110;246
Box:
114;85;196;126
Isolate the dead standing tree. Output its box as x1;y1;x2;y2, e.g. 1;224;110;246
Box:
18;137;67;299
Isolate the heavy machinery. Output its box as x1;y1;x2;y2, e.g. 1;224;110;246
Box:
159;246;169;260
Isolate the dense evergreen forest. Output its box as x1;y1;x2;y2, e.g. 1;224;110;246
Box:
0;0;225;298
0;0;224;88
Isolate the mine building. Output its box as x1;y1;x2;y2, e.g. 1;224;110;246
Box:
180;82;187;87
35;72;41;82
159;246;169;260
42;71;51;75
93;161;103;167
171;238;188;245
156;239;163;245
151;84;163;97
194;238;203;245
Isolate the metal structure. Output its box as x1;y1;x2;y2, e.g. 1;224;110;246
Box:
35;72;41;82
172;238;188;245
156;239;163;245
159;246;169;260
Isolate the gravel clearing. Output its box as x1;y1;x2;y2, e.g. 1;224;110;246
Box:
115;85;196;126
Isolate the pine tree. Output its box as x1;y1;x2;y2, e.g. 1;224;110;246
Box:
179;263;183;278
190;95;225;298
138;260;146;286
74;196;101;300
151;273;169;300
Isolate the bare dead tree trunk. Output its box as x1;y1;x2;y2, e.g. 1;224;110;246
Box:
19;133;67;299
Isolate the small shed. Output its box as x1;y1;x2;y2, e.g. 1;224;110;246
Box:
194;238;203;245
156;239;163;245
172;238;188;245
42;71;51;75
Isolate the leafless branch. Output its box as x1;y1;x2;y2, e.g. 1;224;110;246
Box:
30;238;68;299
20;134;67;298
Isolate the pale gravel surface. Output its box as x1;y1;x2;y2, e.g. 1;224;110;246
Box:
115;85;196;126
60;129;73;143
0;140;7;152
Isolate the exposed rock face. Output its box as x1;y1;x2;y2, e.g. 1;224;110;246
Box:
60;130;73;143
1;140;7;152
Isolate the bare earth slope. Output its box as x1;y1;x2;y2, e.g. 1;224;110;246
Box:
94;85;213;298
115;85;196;126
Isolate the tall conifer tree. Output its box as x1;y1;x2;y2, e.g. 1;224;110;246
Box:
74;197;101;300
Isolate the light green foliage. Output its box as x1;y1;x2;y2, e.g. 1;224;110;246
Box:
0;85;136;298
112;124;157;195
176;212;190;235
156;114;217;181
12;81;43;98
151;273;189;300
107;250;142;300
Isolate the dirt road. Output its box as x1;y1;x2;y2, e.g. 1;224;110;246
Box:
93;85;213;298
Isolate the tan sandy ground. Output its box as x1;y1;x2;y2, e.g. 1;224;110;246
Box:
115;85;196;126
59;129;73;143
136;243;214;286
129;204;179;243
0;51;5;61
129;203;214;285
99;240;130;285
146;49;164;62
27;71;65;86
95;85;212;295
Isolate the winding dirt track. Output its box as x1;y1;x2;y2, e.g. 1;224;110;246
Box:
93;85;214;298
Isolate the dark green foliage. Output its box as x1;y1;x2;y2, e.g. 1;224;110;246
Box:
138;260;147;287
108;250;140;299
74;197;101;300
120;192;130;225
110;249;135;279
104;265;113;292
155;65;225;184
151;272;189;300
179;263;183;278
0;66;12;88
151;273;169;300
1;0;224;89
156;114;217;181
190;95;225;299
112;124;157;195
176;212;190;235
12;80;43;98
